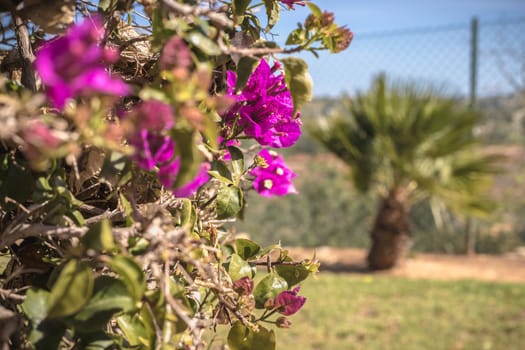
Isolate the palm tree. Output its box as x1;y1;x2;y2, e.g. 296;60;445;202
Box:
309;75;501;270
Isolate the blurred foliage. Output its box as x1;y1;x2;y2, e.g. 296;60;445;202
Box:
238;90;525;255
0;1;352;349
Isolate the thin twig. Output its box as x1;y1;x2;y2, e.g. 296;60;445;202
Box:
84;209;124;225
0;223;134;248
251;260;306;267
0;224;88;248
162;262;199;337
0;288;26;301
218;38;305;56
12;14;36;92
118;35;151;51
161;0;233;28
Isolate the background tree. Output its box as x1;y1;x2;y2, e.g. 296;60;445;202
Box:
310;75;501;270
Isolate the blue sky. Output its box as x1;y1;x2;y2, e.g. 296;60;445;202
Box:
272;0;525;97
281;0;525;32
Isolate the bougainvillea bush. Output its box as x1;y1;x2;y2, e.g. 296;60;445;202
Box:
0;1;351;348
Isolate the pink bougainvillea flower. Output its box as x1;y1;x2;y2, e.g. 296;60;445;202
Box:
158;159;210;198
34;15;130;109
160;35;192;72
256;117;302;148
232;276;254;296
251;149;297;197
222;59;301;148
126;100;175;131
274;286;306;316
157;158;180;188
280;0;306;10
126;100;176;171
171;162;211;198
129;130;175;171
21;120;61;150
20;120;61;162
125;100;209;198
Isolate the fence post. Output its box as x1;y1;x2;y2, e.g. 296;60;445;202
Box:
465;17;479;255
469;17;479;107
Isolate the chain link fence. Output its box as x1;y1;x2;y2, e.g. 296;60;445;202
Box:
305;17;525;99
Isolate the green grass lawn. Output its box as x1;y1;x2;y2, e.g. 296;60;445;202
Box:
209;273;525;350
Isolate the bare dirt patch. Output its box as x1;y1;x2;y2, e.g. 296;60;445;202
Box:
287;247;525;283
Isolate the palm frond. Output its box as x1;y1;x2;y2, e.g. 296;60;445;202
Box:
308;74;503;218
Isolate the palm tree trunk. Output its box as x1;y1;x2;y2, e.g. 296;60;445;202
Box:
367;188;411;270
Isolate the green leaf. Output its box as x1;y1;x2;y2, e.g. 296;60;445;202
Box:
170;129;202;189
139;87;170;103
203;111;220;152
21;288;49;325
74;276;135;329
35;176;52;192
188;31;221;56
256;244;281;258
116;306;156;348
228;254;254;282
208;170;234;185
82;219;115;252
227;322;276;350
47;260;94;318
235;238;261;260
109;256;146;303
176;198;197;231
20;288;65;347
116;313;151;348
68;209;85;226
210;161;234;184
32;321;66;350
253;273;288;308
275;262;310;287
216;184;243;219
282;57;313;114
78;333;117;350
232;0;252;17
0;252;10;275
128;237;150;256
306;2;322;17
263;0;280;32
285;28;306;46
119;192;134;226
97;0;113;12
228;146;245;184
236;56;260;92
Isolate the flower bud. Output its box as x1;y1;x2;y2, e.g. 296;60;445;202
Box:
276;316;292;329
333;26;354;53
160;36;192;72
320;11;335;27
264;298;275;310
304;14;317;31
233;276;254;296
253;155;268;168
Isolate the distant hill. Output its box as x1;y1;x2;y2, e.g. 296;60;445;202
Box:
301;92;525;144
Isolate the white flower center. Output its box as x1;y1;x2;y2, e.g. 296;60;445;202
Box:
263;179;273;189
276;167;284;176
